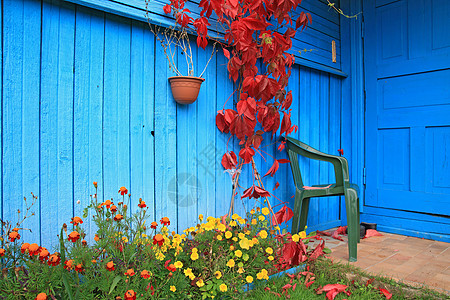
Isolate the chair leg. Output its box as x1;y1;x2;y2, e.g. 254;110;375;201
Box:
291;189;308;234
344;189;358;262
357;197;361;243
298;197;310;233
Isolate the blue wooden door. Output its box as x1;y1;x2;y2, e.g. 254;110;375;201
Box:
363;0;450;222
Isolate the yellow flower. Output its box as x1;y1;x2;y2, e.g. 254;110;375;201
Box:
238;218;245;224
251;219;257;225
299;231;306;239
184;268;194;279
170;286;176;292
261;207;270;215
226;259;235;268
246;276;253;283
238;233;245;239
250;209;255;214
268;255;274;261
198;214;204;221
156;252;165;260
174;261;183;269
257;269;269;280
231;213;239;220
214;271;222;279
292;234;300;242
225;231;232;239
265;247;273;254
235;250;242;257
216;234;223;241
196;279;205;287
219;283;228;292
191;252;199;261
142;233;147;238
238;267;244;274
229;245;235;251
258;216;265;221
239;238;251;250
232;237;238;242
230;220;237;227
252;237;259;245
217;223;226;232
259;230;268;239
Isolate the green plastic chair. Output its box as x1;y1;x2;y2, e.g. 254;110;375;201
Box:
284;136;360;262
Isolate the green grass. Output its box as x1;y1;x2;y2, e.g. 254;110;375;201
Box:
245;258;448;300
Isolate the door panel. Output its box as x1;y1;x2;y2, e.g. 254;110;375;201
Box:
364;0;450;217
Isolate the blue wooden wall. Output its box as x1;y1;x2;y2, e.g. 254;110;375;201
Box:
1;0;345;248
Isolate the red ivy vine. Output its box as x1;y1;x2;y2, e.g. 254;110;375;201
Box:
163;0;311;228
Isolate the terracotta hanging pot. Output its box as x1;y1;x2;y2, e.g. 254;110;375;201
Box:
168;76;205;105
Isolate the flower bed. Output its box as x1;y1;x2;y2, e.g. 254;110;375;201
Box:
0;185;325;299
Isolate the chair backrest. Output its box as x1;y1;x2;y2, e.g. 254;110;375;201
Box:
284;136;347;188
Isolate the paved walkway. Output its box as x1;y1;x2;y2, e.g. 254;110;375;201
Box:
319;229;450;295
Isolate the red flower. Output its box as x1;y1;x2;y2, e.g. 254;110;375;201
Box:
150;221;158;229
160;217;170;226
110;205;117;213
47;253;61;266
124;290;136;300
106;261;115;271
138;200;146;208
124;269;135;277
75;263;83;273
39;248;50;261
119;186;128;196
68;231;80;242
114;214;124;221
166;264;176;272
28;243;41;256
153;234;164;246
35;293;47;300
141;270;151;279
21;243;30;254
104;200;113;209
70;216;83;226
9;231;20;242
0;248;5;257
64;259;74;271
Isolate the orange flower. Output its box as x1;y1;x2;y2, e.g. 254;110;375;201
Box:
104;199;113;209
138;200;146;208
124;269;135;277
110;205;117;213
166;264;176;272
82;240;87;246
9;231;20;242
28;243;41;256
119;186;128;196
153;234;164;246
93;181;98;188
75;263;83;273
70;216;83;226
106;261;115;271
68;231;80;242
21;243;30;254
141;270;151;279
0;248;5;257
150;221;158;229
160;217;170;226
114;214;124;221
47;253;60;266
35;293;47;300
124;290;136;300
39;248;50;261
64;259;74;271
94;234;100;241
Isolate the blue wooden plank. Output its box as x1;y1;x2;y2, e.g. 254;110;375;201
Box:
0;0;2;224
3;0;24;237
318;72;329;226
74;6;105;242
176;37;198;232
154;29;178;230
141;27;156;222
103;15;131;204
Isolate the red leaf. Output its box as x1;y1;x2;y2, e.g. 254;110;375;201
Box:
366;278;375;286
282;284;292;290
305;281;314;288
264;160;279;177
337;149;344;155
283;91;293;109
379;288;392;299
163;4;171;14
241;186;254;199
321;284;348;293
278;141;286;152
273;182;280;191
239;146;255;164
364;229;383;238
223;48;230;59
253;186;270;198
277;159;290;164
272;205;293;225
221;151;237;170
280;111;292;135
309;241;325;261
